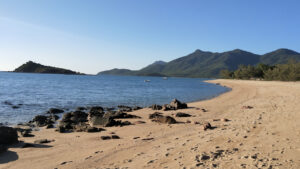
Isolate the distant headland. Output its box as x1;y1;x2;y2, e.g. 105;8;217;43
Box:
14;61;84;75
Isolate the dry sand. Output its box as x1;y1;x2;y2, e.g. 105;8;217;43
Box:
1;79;300;169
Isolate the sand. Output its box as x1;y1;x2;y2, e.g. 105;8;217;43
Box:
1;79;300;169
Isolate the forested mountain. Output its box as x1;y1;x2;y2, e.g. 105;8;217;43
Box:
98;48;300;78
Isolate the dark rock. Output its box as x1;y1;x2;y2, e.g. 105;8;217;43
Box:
149;112;176;124
46;124;54;129
70;111;88;123
34;139;53;144
117;105;132;112
203;122;212;131
162;104;176;111
76;107;87;111
0;145;8;154
201;154;210;160
170;99;188;109
87;127;104;133
150;104;162;110
175;112;191;117
89;106;104;115
89;115;117;127
47;108;64;114
121;121;132;126
58;111;88;132
110;112;140;119
111;135;120;139
31;115;57;127
149;112;163;119
15;128;34;137
0;126;18;145
57;126;66;133
101;136;111;140
133;106;142;111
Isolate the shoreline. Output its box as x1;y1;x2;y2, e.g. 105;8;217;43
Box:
1;79;300;168
1;78;230;126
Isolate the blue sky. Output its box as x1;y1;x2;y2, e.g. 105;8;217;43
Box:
0;0;300;74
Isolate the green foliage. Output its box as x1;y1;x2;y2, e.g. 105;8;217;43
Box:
222;60;300;81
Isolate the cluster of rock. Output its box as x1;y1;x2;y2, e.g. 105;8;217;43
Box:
57;106;141;133
150;99;188;111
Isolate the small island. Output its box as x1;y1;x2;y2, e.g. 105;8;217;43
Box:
14;61;84;75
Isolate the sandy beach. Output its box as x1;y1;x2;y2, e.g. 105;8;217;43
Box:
1;79;300;169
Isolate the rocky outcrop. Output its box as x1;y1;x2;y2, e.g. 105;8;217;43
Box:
169;99;188;109
30;114;59;127
57;111;88;132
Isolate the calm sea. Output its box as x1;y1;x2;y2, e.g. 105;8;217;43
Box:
0;72;229;125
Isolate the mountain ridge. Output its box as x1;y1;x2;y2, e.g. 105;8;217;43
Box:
98;48;300;78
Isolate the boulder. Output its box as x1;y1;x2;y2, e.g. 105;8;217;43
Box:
58;111;88;132
150;104;162;110
70;111;88;123
0;144;8;154
47;108;64;114
30;114;58;127
169;99;188;109
149;112;176;124
89;106;104;114
89;116;119;127
152;116;176;124
175;112;191;117
0;126;18;145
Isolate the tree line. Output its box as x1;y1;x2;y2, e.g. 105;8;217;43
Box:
220;60;300;81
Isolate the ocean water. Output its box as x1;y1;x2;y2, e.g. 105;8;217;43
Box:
0;72;229;125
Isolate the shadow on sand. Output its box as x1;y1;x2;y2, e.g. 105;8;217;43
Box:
0;150;19;164
0;142;53;164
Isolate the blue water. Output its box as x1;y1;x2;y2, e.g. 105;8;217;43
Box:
0;72;229;125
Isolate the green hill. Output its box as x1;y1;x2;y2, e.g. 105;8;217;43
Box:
14;61;84;75
98;48;300;78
